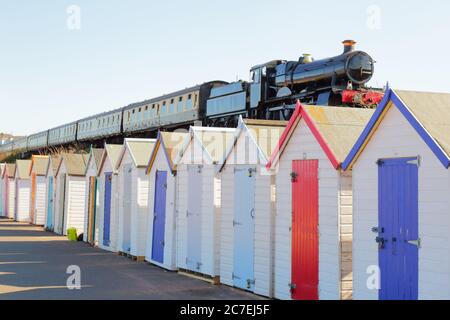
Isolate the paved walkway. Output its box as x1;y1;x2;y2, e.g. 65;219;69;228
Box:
0;218;260;300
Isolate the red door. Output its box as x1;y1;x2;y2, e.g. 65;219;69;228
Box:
291;160;319;300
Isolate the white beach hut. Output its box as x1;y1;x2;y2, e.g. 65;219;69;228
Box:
83;148;103;245
146;131;187;270
54;153;88;236
97;144;122;253
218;117;286;297
29;155;50;225
0;163;5;217
14;160;32;223
342;89;450;300
44;155;60;231
115;138;156;259
2;164;16;219
174;127;235;280
267;103;373;300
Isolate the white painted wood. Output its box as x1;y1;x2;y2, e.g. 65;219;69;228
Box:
34;176;47;225
15;179;31;223
352;105;450;300
146;147;177;270
7;178;15;219
175;139;222;277
273;119;351;300
219;130;275;297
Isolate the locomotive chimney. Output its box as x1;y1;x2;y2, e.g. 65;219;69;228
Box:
343;40;356;53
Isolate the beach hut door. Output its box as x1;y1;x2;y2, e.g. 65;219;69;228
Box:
377;158;418;300
47;177;54;230
87;177;97;244
233;166;256;291
186;165;202;271
58;174;66;234
152;170;168;264
291;160;319;300
122;166;132;252
31;174;36;224
103;172;112;247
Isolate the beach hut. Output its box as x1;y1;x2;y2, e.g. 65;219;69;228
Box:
0;163;4;217
97;144;122;253
29;155;50;225
2;163;16;219
174;127;235;280
218;117;286;296
342;89;450;300
267;102;374;300
54;153;88;236
116;138;156;259
83;148;103;245
45;155;60;231
146;131;187;270
14;159;32;223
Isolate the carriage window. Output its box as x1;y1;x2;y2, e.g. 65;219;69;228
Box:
169;99;175;113
177;96;184;112
161;101;167;114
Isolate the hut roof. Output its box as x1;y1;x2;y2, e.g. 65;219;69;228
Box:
147;131;188;174
30;155;50;176
16;160;32;180
117;138;156;169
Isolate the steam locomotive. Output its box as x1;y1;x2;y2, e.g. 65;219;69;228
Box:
0;40;384;155
206;40;383;126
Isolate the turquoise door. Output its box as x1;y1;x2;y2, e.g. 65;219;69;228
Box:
233;167;256;291
46;177;54;230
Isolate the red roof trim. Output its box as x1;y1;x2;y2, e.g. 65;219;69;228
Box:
266;101;340;170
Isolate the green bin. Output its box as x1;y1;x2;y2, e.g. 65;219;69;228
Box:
67;228;78;241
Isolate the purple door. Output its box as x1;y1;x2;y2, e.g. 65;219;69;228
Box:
377;158;419;300
103;172;112;247
152;171;167;263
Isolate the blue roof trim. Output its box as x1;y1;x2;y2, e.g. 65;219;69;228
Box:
390;93;450;168
342;88;450;170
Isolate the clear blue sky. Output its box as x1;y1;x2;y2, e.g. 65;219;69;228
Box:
1;0;449;135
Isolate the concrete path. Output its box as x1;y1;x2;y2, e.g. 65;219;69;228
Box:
0;218;261;300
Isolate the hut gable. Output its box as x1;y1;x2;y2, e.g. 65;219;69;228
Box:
268;102;374;170
98;144;122;175
343;88;450;170
84;148;104;175
56;153;87;177
29;155;50;176
176;127;236;166
16;160;32;180
117;138;156;169
147;131;188;174
2;163;15;179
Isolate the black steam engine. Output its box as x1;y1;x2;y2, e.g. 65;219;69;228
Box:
206;40;383;126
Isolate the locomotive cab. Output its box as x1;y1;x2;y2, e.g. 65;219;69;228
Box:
249;60;285;115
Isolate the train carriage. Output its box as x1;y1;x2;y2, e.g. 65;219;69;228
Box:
27;131;49;151
78;109;123;141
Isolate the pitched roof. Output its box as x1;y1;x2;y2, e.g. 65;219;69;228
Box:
3;163;16;178
267;102;374;170
342;88;450;170
30;155;50;176
147;131;188;174
16;160;32;180
85;148;104;174
98;144;122;174
57;153;88;176
176;127;236;165
48;155;61;176
219;117;287;171
117;138;156;169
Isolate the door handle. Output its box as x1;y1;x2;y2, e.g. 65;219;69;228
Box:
407;239;421;248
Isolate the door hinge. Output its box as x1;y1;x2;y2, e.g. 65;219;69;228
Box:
290;171;298;182
233;220;242;227
232;273;241;280
246;279;255;289
376;159;384;166
407;157;421;166
289;283;297;291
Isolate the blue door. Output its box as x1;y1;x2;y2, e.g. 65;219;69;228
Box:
103;172;112;247
187;165;202;271
233;167;256;290
378;158;419;300
152;171;167;264
46;177;54;230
